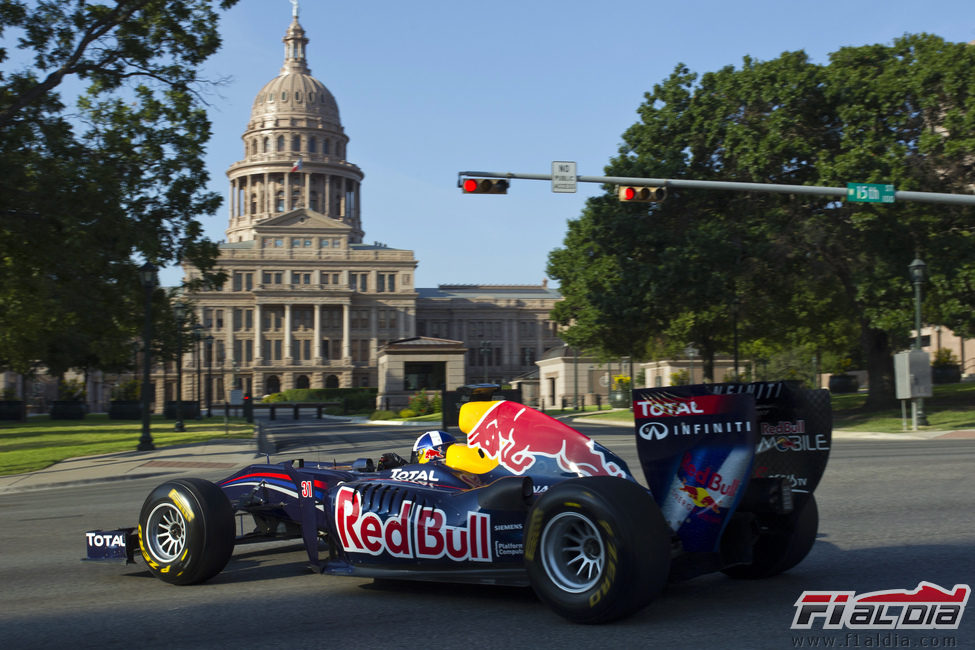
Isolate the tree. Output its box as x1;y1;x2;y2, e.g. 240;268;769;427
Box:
0;0;236;378
548;36;975;406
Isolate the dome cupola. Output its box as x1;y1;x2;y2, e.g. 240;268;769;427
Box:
225;4;364;244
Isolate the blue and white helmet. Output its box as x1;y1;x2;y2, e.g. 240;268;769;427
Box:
412;430;457;464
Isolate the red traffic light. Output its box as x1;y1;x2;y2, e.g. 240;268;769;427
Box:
461;178;508;194
618;185;666;202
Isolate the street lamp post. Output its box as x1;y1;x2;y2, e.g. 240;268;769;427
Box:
137;262;157;451
192;324;203;420
205;335;213;417
173;301;186;432
909;258;929;426
732;296;740;381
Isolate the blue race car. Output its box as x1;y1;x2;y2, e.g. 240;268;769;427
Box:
87;382;830;624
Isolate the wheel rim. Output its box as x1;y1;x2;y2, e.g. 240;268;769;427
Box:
539;511;604;593
145;502;187;563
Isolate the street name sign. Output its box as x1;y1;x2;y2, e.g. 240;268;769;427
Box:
847;182;895;203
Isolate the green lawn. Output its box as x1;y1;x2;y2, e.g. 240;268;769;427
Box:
0;414;253;476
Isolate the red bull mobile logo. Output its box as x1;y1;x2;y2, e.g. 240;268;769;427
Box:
461;401;625;477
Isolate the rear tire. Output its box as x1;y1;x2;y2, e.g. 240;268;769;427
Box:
723;494;818;580
138;478;235;585
524;477;671;624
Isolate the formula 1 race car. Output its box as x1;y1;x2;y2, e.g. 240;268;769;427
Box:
86;382;831;624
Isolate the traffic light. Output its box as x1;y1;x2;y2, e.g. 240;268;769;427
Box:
462;178;509;194
618;185;666;202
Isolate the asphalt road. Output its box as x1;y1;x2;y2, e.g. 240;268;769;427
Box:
0;422;972;649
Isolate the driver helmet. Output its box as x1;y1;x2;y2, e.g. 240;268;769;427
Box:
412;430;457;464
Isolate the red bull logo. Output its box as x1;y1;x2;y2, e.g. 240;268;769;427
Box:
678;483;720;513
335;486;491;562
460;401;625;477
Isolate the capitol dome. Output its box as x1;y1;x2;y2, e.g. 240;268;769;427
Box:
225;12;363;244
248;18;341;129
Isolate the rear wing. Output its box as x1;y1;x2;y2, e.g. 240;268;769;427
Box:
632;382;831;552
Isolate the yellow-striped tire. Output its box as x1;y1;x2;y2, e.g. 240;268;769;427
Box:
138;478;235;585
524;477;671;624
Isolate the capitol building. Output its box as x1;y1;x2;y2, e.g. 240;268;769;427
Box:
170;10;563;409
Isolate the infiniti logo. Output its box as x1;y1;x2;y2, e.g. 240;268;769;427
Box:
638;421;669;441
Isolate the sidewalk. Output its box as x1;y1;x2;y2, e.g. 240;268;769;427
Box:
1;422;972;496
0;437;261;495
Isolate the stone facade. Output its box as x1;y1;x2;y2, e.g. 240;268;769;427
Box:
166;11;563;405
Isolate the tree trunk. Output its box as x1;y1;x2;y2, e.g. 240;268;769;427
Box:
861;326;895;409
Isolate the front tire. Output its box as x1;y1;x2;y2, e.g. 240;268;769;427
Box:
524;477;671;624
138;478;235;585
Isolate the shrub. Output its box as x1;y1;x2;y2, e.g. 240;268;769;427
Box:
370;410;396;420
399;408;417;419
59;378;86;401
111;379;141;401
933;348;960;367
408;391;430;415
408;390;442;415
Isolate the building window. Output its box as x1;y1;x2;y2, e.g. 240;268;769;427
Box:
263;137;269;153
276;135;284;151
291;187;300;209
310;190;319;211
275;190;284;212
232;272;253;291
262;271;283;285
308;137;316;153
292;135;300;151
293;271;312;285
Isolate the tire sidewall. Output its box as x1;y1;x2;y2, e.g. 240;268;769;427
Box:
525;477;669;623
138;478;233;585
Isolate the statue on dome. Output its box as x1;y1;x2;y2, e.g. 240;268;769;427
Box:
289;0;299;18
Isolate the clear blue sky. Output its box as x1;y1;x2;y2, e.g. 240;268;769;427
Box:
161;0;975;287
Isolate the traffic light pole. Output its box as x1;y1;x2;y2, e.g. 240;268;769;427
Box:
457;170;975;206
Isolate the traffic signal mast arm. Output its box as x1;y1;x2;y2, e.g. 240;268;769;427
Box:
457;170;975;206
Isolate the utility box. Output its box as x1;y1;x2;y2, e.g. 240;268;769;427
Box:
894;350;932;399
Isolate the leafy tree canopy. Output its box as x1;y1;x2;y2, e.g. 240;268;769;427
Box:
548;35;975;406
0;0;237;377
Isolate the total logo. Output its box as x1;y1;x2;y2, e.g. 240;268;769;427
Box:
757;433;830;453
85;532;126;548
335;486;491;562
791;582;969;630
